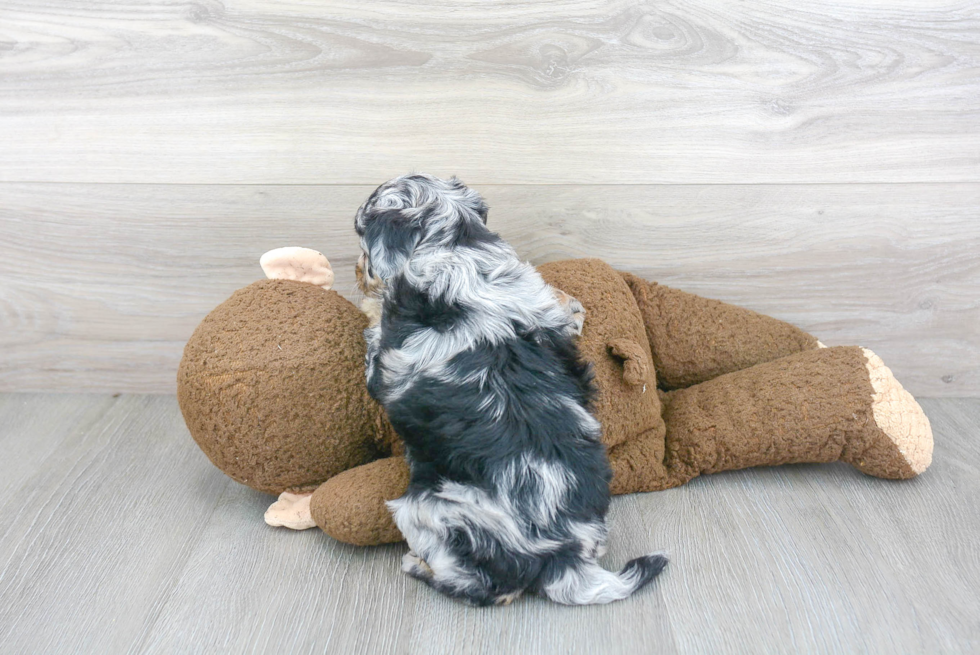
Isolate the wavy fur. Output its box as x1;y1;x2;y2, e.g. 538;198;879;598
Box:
354;173;666;606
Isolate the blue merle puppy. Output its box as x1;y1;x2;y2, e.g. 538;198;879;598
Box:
354;173;667;606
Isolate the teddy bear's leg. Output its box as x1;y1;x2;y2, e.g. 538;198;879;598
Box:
264;492;317;530
618;272;820;389
606;423;671;495
658;346;932;485
309;456;410;546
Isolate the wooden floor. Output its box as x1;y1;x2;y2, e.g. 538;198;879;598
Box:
1;393;977;654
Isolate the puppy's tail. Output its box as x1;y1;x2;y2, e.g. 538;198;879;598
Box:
542;553;667;605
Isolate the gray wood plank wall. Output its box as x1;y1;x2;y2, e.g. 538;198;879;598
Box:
1;1;978;395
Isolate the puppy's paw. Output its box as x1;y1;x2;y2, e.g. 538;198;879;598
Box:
403;550;434;579
568;297;586;336
360;296;383;328
554;289;586;336
494;590;523;606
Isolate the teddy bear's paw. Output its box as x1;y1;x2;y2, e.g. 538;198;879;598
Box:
264;491;317;530
260;247;334;290
857;348;934;478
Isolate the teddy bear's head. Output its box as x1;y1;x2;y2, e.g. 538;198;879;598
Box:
177;275;395;495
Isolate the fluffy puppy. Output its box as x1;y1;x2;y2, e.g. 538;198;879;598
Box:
354;173;666;606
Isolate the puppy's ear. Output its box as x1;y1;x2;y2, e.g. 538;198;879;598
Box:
363;208;422;281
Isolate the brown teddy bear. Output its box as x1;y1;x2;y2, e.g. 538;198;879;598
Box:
178;248;933;546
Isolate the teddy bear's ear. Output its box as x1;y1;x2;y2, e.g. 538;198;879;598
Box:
607;338;650;387
259;247;334;290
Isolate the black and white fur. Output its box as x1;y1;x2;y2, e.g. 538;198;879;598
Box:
354;173;666;606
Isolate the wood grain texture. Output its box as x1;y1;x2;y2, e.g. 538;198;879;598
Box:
0;394;978;653
0;0;978;184
0;394;233;654
652;399;980;654
2;182;977;396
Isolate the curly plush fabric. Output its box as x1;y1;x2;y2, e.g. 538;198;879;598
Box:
178;279;395;494
179;258;932;547
619;272;819;390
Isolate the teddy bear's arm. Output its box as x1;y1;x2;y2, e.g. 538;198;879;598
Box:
619;272;820;390
309;456;409;546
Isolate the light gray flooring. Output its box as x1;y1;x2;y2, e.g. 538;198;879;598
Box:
0;394;977;654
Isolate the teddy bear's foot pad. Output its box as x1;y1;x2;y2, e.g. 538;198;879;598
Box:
855;348;933;478
264;491;316;530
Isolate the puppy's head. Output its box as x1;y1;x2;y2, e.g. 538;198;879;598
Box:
354;173;489;296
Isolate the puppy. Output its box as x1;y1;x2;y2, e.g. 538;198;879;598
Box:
354;173;666;605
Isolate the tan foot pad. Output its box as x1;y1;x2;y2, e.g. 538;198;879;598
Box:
264;491;317;530
863;348;934;476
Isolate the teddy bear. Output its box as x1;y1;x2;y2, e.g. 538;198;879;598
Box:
177;247;933;546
